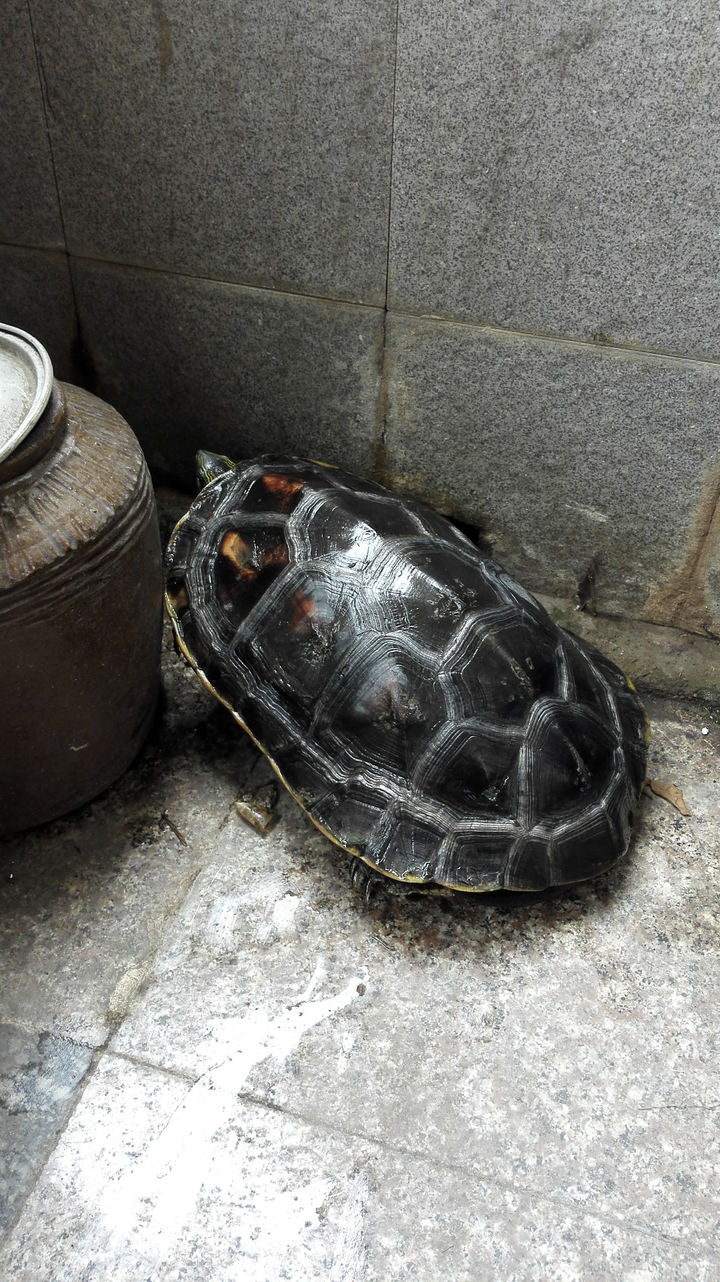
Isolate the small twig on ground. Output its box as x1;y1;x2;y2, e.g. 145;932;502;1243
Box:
160;810;187;846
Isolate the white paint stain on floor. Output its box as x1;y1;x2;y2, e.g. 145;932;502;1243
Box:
257;891;301;942
204;895;240;955
96;968;369;1273
329;1173;368;1282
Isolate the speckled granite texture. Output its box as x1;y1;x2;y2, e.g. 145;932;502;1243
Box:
70;259;385;490
1;603;719;1278
0;245;78;383
0;1;63;250
389;0;720;358
3;2;720;632
380;314;720;629
25;0;397;305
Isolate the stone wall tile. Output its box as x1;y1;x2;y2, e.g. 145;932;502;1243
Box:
0;245;77;381
389;0;720;358
30;0;396;305
71;259;384;489
381;312;720;633
0;2;63;249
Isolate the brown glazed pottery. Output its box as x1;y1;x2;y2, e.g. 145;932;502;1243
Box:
0;379;163;836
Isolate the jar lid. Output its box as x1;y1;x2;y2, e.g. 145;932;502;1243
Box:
0;324;53;465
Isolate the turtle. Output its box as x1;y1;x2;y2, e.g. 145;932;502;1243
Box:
165;452;649;894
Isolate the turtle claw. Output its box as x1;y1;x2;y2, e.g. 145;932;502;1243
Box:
365;875;383;903
349;857;385;903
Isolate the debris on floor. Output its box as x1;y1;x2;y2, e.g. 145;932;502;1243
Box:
645;778;692;816
234;780;280;834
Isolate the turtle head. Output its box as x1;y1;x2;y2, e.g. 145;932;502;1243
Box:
195;450;235;490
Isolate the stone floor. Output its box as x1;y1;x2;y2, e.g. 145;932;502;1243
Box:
1;611;720;1279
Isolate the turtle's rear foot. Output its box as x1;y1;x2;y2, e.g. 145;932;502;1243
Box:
349;857;387;903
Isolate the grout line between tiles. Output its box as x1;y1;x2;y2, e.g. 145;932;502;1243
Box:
23;2;83;366
65;251;386;316
223;1089;716;1257
385;306;720;369
372;0;402;478
105;1047;197;1084
4;237;720;373
95;1047;708;1258
0;240;385;316
0;1041;108;1246
68;251;720;369
383;0;401;313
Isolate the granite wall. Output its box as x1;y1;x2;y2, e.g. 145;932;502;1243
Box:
2;0;720;634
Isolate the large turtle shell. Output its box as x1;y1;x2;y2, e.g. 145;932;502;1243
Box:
165;457;649;892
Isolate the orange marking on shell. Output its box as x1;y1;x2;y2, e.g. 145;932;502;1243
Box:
220;531;255;579
261;474;304;510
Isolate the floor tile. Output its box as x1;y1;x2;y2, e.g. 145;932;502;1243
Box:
108;700;720;1251
0;1048;710;1280
0;1029;92;1233
2;596;718;1275
0;614;255;1228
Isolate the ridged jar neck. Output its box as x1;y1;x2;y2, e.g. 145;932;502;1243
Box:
0;381;67;485
0;382;149;603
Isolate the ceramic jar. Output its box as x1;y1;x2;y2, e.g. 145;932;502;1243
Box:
0;327;162;835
